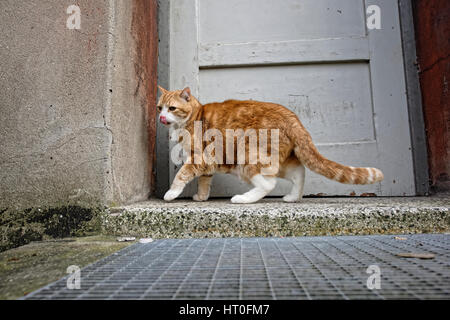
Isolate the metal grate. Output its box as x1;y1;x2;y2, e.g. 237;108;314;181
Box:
24;234;450;300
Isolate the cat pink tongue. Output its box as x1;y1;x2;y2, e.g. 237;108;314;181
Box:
159;116;168;124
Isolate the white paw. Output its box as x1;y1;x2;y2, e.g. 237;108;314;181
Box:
164;188;182;201
193;194;208;202
283;194;300;203
231;194;255;204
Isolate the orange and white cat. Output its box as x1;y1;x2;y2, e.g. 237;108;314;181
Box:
157;86;384;204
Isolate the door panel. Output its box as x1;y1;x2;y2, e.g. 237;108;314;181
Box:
169;0;416;197
199;0;366;43
199;63;375;144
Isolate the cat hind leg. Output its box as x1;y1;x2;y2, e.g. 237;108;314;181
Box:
282;164;305;202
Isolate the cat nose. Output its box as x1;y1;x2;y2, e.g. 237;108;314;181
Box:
159;115;168;124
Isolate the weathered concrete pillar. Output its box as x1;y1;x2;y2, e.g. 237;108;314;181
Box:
0;0;157;210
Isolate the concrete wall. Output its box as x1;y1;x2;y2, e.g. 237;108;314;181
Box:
0;0;157;210
413;0;450;191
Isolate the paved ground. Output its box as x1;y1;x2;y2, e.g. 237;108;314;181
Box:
104;196;450;238
24;234;449;300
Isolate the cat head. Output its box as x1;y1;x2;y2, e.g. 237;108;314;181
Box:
156;86;196;127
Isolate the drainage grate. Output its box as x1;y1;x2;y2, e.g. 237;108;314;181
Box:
24;234;450;300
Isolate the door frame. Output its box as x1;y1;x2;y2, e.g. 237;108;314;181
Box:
398;0;430;195
155;0;429;197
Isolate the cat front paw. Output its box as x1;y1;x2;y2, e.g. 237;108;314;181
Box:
164;188;182;201
193;194;208;202
283;194;300;203
231;194;254;204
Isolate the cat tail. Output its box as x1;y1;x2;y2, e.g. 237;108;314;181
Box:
290;124;384;185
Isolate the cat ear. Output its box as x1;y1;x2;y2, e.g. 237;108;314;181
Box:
180;87;191;102
158;85;168;94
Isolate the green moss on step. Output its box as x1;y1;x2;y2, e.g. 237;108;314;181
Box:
0;206;105;252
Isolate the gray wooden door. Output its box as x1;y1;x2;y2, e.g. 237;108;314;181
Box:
169;0;415;197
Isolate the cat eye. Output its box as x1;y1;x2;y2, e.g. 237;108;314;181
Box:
169;106;176;111
157;106;162;112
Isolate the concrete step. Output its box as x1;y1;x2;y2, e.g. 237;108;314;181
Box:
102;196;450;238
